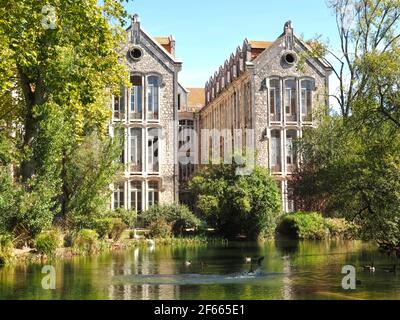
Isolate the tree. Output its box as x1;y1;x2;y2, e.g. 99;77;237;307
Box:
0;0;130;236
189;162;282;240
292;0;400;252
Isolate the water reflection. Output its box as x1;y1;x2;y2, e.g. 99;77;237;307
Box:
1;240;400;300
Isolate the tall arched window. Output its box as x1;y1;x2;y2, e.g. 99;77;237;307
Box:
269;79;281;122
271;130;281;172
147;75;160;120
148;181;159;207
113;87;125;120
147;128;160;173
113;183;125;209
284;79;297;122
286;130;297;172
130;181;142;213
130;128;142;173
301;79;314;122
130;75;143;120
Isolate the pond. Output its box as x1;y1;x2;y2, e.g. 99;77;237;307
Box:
0;240;399;300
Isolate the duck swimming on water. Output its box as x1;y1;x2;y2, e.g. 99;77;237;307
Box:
362;263;375;272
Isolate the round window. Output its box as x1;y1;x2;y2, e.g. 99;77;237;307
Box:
284;52;297;65
129;47;143;60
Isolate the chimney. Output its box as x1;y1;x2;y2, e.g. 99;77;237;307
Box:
131;14;141;44
170;35;176;58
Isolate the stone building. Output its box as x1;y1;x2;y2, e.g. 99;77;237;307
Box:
199;21;332;212
110;14;182;212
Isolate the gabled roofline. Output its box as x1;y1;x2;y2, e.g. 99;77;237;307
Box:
125;25;182;65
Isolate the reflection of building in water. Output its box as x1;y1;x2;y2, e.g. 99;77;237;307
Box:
282;258;293;300
108;248;180;300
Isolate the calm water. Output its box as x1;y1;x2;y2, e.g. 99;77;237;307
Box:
1;240;400;300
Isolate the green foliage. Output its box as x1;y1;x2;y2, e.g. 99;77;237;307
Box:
140;204;202;235
0;0;130;238
0;234;13;265
325;218;358;240
93;218;114;239
278;212;357;240
110;219;127;241
109;208;137;228
148;219;172;238
72;229;99;255
278;212;328;240
189;163;282;240
35;229;62;256
64;131;123;219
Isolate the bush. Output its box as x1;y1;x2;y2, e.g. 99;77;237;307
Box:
149;219;172;238
110;208;136;228
189;163;282;240
277;212;358;240
73;229;99;255
278;212;328;240
35;229;62;256
110;219;127;241
325;218;359;239
140;204;201;235
0;234;13;265
94;218;114;239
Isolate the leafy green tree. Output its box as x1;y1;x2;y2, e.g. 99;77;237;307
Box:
0;0;130;236
189;163;282;240
292;0;400;252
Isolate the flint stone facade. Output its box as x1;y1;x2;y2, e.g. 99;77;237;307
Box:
200;22;332;212
111;15;181;212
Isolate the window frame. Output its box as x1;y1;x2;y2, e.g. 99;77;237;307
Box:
146;75;161;121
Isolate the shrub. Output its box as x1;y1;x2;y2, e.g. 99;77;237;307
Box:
110;219;127;241
189;163;282;239
73;229;99;255
94;218;114;239
278;212;328;240
110;208;136;228
140;204;201;235
35;229;62;256
325;218;359;239
0;234;13;265
149;219;172;238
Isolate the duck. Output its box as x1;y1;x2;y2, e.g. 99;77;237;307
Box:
362;263;375;272
383;264;396;273
245;256;265;264
184;260;192;266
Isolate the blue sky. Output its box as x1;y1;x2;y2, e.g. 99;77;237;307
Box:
125;0;339;88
